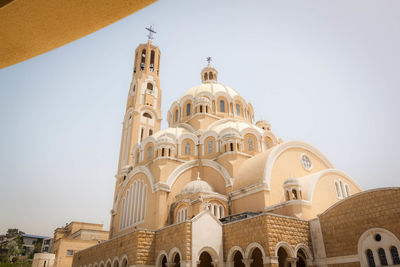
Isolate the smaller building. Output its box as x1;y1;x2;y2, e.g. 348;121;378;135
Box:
21;234;51;255
42;238;53;253
32;253;55;267
51;222;108;267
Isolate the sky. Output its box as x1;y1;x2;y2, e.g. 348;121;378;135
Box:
0;0;399;236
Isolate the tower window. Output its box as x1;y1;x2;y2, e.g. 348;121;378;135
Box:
200;105;203;113
140;128;144;142
161;148;165;157
204;72;208;80
147;146;152;159
186;103;191;116
175;109;178;122
143;112;152;119
149;129;153;136
209;72;213;80
147;83;153;91
141;49;146;70
220;100;225;112
184;142;191;155
236;103;240;116
230;143;233;151
150;50;155;71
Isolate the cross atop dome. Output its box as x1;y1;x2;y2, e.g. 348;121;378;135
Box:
206;57;212;66
201;58;218;84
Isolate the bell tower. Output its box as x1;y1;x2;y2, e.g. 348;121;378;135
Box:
117;27;162;174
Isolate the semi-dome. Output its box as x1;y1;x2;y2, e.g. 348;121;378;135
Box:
181;174;214;195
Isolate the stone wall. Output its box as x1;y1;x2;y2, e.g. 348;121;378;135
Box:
72;230;155;267
319;188;400;257
265;214;311;256
223;213;311;260
155;222;192;261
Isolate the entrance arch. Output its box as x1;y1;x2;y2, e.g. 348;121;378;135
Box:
250;248;263;267
173;253;180;267
199;251;213;267
233;251;245;267
278;247;289;267
296;249;306;267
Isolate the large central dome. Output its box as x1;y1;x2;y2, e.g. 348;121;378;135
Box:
167;64;255;129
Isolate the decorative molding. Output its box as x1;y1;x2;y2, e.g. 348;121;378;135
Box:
230;183;269;201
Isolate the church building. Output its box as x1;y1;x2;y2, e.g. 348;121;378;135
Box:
72;34;400;267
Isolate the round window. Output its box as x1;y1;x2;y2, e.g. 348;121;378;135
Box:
301;154;312;170
375;234;382;242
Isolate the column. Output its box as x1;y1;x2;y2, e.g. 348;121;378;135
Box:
263;256;279;267
287;257;298;267
242;259;253;267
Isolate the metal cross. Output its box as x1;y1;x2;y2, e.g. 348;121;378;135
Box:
206;57;212;65
145;25;156;40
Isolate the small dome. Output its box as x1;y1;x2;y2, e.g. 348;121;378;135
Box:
283;177;300;186
181;174;214;194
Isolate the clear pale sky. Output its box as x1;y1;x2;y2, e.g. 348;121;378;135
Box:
1;0;399;236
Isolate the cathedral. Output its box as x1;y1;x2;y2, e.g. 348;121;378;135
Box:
72;36;400;267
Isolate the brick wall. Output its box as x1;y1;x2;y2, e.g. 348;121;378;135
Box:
319;188;400;257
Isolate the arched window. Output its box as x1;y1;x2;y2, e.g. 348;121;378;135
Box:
204;72;208;80
209;72;214;80
200;105;203;113
233;251;245;267
147;146;152;160
220;100;225;112
186;103;191;116
335;181;342;198
150;50;155;71
140;49;146;70
292;189;298;200
147;83;153;91
207;203;224;219
140;128;144;142
265;140;271;149
379;248;388;266
229;143;233;151
184;142;191;155
161;148;165;157
340;180;346;197
176;207;187;223
286;190;290;201
149;129;153;136
236;104;240;116
175;109;179;122
366;249;375;267
345;184;350;197
207;140;213;154
391;246;400;265
143;112;152;119
119;179;147;229
248;138;254;151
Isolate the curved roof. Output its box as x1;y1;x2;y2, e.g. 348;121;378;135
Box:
0;0;155;69
207;119;263;135
178;83;240;102
181;178;214;194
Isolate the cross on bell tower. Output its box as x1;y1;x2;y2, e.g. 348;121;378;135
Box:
145;25;156;40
